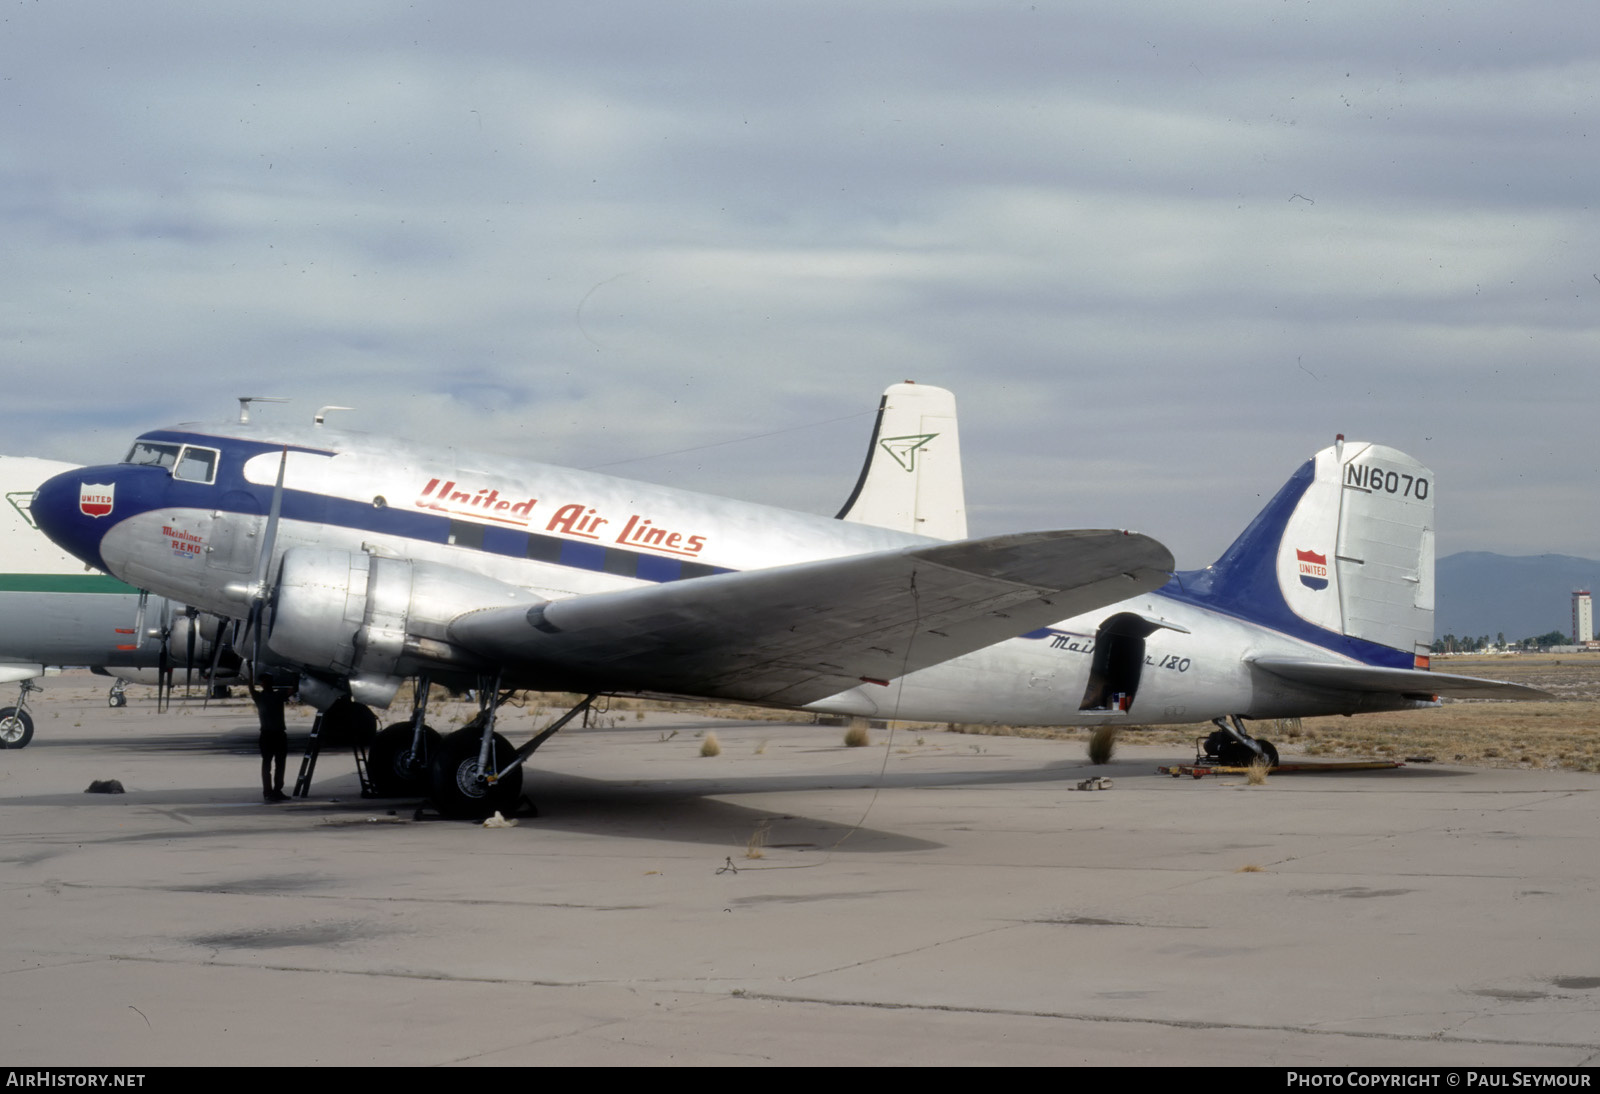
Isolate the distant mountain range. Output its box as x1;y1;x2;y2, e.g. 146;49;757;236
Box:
1436;552;1600;641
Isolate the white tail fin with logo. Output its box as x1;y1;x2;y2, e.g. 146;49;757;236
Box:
1179;439;1435;667
835;382;967;540
1275;440;1435;660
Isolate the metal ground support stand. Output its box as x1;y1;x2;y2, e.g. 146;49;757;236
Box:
292;711;325;798
503;691;599;780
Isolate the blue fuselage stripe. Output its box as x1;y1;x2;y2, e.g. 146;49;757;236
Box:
66;432;736;586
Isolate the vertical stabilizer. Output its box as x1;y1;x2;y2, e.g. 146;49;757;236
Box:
835;382;967;540
1174;441;1435;666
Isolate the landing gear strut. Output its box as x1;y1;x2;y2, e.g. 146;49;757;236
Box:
425;678;596;819
108;679;128;709
1202;715;1279;768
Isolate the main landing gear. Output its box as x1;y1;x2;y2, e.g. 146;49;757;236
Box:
424;678;597;820
366;673;444;799
1202;715;1279;768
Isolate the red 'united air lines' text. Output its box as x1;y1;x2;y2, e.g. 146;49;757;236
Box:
417;477;708;557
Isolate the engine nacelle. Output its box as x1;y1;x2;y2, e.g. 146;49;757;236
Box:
266;547;541;706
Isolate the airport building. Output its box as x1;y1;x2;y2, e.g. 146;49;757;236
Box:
1573;589;1593;644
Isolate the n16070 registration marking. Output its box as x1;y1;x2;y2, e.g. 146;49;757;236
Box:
1345;463;1429;499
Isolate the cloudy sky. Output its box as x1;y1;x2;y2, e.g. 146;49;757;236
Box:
3;2;1596;567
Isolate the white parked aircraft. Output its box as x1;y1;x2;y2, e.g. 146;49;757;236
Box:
0;456;231;745
30;384;1536;814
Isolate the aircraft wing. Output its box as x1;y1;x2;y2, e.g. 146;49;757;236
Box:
450;529;1174;706
1248;657;1551;700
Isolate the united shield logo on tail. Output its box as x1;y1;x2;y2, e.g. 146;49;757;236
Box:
1295;548;1328;591
78;483;114;519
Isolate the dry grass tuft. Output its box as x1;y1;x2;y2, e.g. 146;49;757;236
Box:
1088;724;1118;765
844;720;872;748
745;821;769;860
700;732;721;757
1236;864;1266;873
1246;757;1270;785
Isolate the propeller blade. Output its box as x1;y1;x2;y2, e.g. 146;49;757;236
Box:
202;613;231;709
133;590;148;651
252;445;288;595
184;606;197;698
247;446;290;674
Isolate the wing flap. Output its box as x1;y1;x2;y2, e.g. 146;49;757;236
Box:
451;529;1173;705
1249;657;1550;700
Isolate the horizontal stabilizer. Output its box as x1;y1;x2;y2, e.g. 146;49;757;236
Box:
1249;657;1550;700
451;529;1174;706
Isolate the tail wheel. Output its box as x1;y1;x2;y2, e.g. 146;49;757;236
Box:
0;707;34;749
368;722;444;797
428;727;523;819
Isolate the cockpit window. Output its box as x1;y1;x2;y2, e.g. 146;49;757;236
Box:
174;446;219;484
125;441;182;469
123;441;219;484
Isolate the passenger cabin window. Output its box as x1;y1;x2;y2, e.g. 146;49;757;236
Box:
174;446;219;484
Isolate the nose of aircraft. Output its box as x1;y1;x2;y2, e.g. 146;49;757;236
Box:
32;467;115;572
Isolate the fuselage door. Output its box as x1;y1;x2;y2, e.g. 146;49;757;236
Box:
1078;612;1164;713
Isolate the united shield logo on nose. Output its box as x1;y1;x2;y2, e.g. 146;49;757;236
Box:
79;483;114;519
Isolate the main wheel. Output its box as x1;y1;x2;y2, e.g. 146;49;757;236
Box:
1216;739;1256;766
108;690;127;709
367;722;444;797
428;727;523;819
0;707;34;749
1256;738;1280;768
319;697;378;747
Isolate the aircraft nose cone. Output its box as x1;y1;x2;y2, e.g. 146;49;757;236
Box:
32;467;113;572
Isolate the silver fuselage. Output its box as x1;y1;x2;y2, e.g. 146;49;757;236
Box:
33;422;1425;724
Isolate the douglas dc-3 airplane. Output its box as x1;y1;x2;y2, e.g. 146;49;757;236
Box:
0;457;233;746
31;384;1537;816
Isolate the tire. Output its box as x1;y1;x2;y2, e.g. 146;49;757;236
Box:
319;697;378;747
0;707;34;749
428;727;523;819
1216;739;1254;766
1256;738;1280;768
108;691;127;709
367;722;443;797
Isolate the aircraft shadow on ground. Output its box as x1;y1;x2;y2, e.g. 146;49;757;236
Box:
12;726;1476;854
